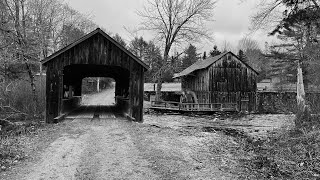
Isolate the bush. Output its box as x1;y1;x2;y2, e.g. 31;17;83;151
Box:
0;121;45;172
237;123;320;179
0;76;45;120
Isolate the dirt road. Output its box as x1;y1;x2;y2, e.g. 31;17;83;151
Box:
2;89;238;180
1;89;294;180
81;87;115;106
4;110;235;180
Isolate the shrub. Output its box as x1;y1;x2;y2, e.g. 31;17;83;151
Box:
0;76;45;120
237;123;320;179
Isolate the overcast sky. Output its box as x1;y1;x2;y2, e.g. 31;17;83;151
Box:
63;0;277;53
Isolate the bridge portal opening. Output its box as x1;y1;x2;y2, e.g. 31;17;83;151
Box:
81;77;116;106
61;64;130;114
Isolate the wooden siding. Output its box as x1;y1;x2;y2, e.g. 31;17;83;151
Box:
181;53;257;112
44;32;146;122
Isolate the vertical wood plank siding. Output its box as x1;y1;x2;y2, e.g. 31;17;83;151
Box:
181;53;257;112
44;32;146;122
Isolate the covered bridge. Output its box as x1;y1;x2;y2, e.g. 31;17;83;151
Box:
42;28;148;123
174;52;258;112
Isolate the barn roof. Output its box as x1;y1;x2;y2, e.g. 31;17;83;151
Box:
41;28;148;69
173;51;258;78
144;83;181;92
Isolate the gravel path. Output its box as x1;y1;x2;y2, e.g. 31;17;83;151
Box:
1;90;294;180
3;90;236;180
6;113;234;180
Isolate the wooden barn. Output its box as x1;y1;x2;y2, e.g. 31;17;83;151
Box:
173;52;258;112
42;28;148;123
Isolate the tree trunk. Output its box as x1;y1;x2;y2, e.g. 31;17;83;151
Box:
25;62;38;104
97;77;100;92
155;47;170;101
155;76;162;101
14;0;38;111
296;61;311;129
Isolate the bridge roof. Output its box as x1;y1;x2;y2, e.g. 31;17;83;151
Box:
41;28;148;69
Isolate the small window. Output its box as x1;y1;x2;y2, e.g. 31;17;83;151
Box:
227;54;231;60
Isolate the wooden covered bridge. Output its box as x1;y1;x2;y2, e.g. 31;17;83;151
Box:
42;28;148;123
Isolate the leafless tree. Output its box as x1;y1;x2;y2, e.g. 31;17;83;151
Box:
221;40;235;53
0;0;98;120
138;0;216;100
237;38;264;71
238;38;260;51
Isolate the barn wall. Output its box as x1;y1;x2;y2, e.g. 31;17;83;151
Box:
181;53;257;112
44;33;145;122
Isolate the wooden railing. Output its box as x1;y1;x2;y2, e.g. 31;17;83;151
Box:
150;101;238;112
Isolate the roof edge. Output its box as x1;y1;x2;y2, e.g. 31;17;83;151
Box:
174;51;259;78
228;51;259;75
173;52;228;78
41;28;148;70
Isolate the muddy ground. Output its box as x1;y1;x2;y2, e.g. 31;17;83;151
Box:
0;90;294;180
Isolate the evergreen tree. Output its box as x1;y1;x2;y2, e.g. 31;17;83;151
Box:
60;24;86;48
209;45;221;57
129;37;163;82
203;51;207;60
112;34;127;48
129;37;148;60
182;44;198;69
237;49;246;62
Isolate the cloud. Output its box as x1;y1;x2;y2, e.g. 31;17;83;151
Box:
63;0;277;53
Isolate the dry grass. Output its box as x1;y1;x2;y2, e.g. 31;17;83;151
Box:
234;121;320;179
0;121;43;171
0;77;45;119
0;121;69;173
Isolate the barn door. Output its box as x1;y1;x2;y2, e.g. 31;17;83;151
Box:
240;92;249;112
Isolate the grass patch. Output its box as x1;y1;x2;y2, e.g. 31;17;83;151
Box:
235;119;320;179
0;120;66;173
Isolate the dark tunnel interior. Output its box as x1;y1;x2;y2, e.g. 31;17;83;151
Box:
61;64;131;114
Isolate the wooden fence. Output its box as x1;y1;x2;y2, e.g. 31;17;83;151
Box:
150;101;238;112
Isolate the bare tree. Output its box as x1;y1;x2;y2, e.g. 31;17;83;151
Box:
0;0;98;119
238;38;260;51
237;38;264;71
138;0;216;100
221;40;235;53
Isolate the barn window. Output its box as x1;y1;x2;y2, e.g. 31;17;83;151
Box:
227;54;231;60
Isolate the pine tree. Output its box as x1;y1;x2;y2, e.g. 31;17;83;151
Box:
182;44;198;68
209;45;221;57
203;51;207;60
237;49;246;62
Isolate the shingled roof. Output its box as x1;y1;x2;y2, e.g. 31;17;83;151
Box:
173;51;258;78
